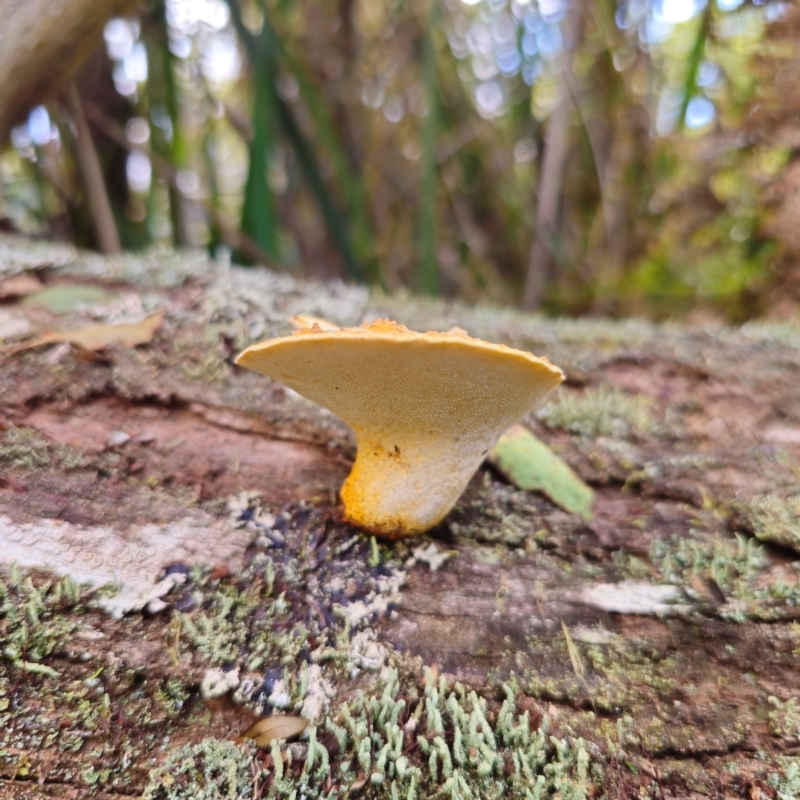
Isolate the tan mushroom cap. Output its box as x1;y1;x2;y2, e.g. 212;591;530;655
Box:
236;319;564;538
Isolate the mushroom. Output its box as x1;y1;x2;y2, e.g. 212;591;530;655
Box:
236;319;564;538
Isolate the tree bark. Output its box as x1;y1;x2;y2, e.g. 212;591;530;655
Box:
1;234;799;797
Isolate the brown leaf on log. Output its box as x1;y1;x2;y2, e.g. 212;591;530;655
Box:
11;312;164;353
236;714;309;747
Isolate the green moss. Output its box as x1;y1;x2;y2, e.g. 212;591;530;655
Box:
537;386;655;439
523;627;681;719
174;329;233;386
447;475;568;549
614;531;800;620
179;589;250;666
155;677;192;718
649;533;768;588
0;425;118;473
177;558;311;676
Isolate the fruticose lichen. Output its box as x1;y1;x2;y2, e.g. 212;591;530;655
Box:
0;563;87;675
142;667;601;800
769;757;800;800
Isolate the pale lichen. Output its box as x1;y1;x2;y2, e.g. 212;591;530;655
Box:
739;495;800;552
768;757;800;800
537;386;655;439
142;668;602;799
768;696;800;743
0;565;87;675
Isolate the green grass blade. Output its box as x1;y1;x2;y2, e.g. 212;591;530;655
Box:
228;0;364;279
418;9;440;295
241;66;279;260
283;53;380;284
276;95;366;282
144;2;188;245
678;6;711;128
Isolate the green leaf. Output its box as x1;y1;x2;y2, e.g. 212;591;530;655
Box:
20;285;113;314
228;0;365;280
489;424;594;520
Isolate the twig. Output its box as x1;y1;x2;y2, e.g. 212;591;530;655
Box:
67;81;122;255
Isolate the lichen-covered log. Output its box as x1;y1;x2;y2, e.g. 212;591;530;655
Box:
1;234;800;798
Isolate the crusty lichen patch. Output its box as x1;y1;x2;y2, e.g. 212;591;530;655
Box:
738;495;800;552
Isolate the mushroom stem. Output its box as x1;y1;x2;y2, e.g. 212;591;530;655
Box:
341;435;490;537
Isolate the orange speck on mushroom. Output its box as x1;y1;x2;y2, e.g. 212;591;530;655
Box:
235;319;564;539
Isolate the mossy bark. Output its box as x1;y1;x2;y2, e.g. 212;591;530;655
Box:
1;235;800;798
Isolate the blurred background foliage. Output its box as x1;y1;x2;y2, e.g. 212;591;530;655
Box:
1;0;799;321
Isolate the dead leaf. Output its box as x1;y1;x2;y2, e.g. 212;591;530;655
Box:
347;776;368;794
639;758;660;780
237;714;308;747
20;284;113;314
489;424;594;520
15;313;164;353
0;273;43;301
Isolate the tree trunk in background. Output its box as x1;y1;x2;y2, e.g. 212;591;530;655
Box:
0;0;137;141
522;3;583;312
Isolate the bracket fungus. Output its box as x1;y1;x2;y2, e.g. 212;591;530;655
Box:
236;320;564;538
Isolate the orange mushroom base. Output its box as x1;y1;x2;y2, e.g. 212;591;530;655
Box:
340;436;491;538
236;319;564;539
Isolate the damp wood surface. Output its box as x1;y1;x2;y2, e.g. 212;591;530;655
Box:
1;235;800;798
